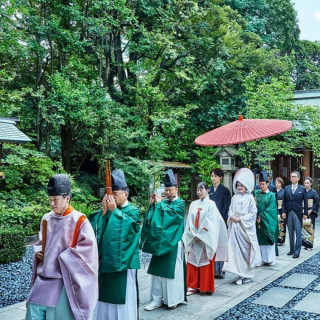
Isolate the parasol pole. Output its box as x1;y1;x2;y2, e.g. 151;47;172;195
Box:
105;160;112;195
244;143;250;168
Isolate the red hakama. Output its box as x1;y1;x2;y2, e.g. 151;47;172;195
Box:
187;255;216;293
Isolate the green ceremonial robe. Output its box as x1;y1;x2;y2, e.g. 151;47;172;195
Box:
141;198;185;279
255;191;278;245
88;203;141;304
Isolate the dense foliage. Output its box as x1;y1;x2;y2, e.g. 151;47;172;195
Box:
238;74;320;168
294;41;320;90
0;0;320;222
0;226;26;264
0;144;99;234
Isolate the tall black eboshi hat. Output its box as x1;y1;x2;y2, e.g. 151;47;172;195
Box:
259;170;268;183
111;169;128;191
164;169;177;187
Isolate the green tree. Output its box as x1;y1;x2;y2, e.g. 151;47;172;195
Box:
225;0;300;55
0;0;299;178
294;40;320;90
264;0;300;54
0;3;31;117
240;73;320;168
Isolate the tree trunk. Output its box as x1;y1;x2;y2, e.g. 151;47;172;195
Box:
74;154;87;179
45;123;51;156
113;31;127;93
61;123;72;173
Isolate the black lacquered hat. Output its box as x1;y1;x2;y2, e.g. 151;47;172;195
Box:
164;169;177;187
48;174;71;196
112;169;128;191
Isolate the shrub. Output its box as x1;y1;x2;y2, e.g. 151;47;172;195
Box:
0;226;26;264
76;173;103;195
113;157;163;215
0;144;101;234
72;201;100;216
0;144;63;193
193;147;220;185
0;202;44;236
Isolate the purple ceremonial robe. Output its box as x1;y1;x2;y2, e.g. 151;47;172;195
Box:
27;209;99;320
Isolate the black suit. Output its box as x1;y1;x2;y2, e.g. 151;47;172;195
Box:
282;184;308;220
209;184;231;223
282;184;308;255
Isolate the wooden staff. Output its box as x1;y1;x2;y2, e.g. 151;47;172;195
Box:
105;160;112;195
41;220;48;255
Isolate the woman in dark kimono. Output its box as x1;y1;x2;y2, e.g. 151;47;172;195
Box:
275;177;286;245
302;177;319;249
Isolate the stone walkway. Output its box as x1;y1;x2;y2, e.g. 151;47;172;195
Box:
1;220;320;320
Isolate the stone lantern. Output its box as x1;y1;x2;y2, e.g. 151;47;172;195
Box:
214;146;238;192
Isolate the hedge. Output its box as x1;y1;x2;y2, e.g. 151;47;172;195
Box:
0;227;26;264
0;203;43;236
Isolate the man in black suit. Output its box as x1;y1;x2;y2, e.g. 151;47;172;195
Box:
209;168;231;278
282;171;308;258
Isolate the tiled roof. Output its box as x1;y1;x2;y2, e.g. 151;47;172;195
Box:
160;161;193;168
214;146;239;156
0;119;31;144
146;160;192;168
293;89;320;106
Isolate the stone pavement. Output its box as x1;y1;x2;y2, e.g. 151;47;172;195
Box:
1;219;320;320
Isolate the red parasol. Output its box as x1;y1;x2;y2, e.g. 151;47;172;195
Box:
195;115;293;146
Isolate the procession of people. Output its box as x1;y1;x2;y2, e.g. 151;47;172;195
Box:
25;166;319;320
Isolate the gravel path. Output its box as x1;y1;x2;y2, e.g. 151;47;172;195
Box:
0;246;33;308
0;246;151;309
216;251;320;320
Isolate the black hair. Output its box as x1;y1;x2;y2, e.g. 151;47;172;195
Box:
304;176;313;184
210;168;224;178
197;182;209;190
236;181;247;190
275;177;284;188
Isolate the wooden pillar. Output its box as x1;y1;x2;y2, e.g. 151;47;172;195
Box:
174;171;180;196
288;157;291;179
302;150;311;180
271;157;278;180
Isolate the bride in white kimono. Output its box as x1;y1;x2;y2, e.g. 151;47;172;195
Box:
223;168;262;285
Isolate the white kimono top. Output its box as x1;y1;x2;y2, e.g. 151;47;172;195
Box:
183;196;228;267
